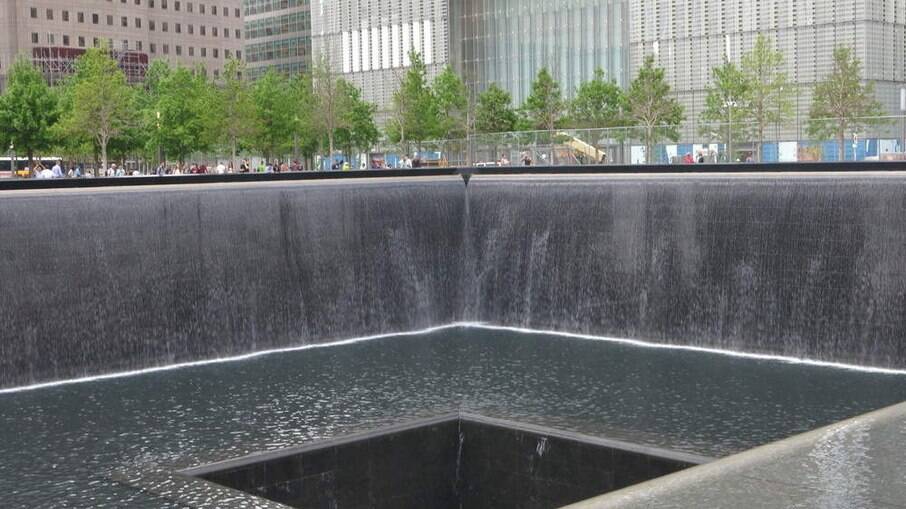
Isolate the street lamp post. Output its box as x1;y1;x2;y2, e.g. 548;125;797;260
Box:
8;143;14;179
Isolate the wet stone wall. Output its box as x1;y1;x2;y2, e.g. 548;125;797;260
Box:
2;174;905;388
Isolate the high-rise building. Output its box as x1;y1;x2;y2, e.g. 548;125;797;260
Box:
243;0;311;80
0;0;243;88
631;0;906;131
311;0;450;115
451;0;629;106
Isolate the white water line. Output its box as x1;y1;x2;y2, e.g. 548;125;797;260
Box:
2;321;905;395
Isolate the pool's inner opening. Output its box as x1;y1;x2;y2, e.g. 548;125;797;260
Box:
184;413;707;509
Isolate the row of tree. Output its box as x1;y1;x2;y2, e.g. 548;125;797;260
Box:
0;37;888;168
0;48;379;170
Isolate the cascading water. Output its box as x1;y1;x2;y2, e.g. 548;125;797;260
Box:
1;174;905;388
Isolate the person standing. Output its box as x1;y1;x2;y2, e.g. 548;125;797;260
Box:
51;160;64;178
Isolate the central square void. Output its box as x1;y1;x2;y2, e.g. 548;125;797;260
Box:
183;413;708;508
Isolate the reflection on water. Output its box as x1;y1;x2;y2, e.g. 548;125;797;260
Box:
2;327;906;508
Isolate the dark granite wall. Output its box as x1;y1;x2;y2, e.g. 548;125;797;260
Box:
465;176;906;366
195;416;699;509
2;174;906;387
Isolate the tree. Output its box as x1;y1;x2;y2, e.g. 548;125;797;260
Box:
146;66;212;164
626;55;684;164
334;80;380;163
700;61;752;162
808;47;886;161
522;67;564;131
211;59;259;168
432;66;470;139
56;47;136;172
474;84;518;134
0;58;59;164
289;74;320;163
387;51;440;150
311;52;350;160
252;68;294;160
740;34;793;162
568;69;628;129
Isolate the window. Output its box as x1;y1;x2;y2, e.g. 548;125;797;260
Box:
189;46;195;56
163;44;169;54
31;33;39;44
122;40;128;50
235;8;240;17
150;0;155;6
30;7;37;18
176;23;181;33
121;17;128;27
236;50;241;60
92;13;99;24
175;1;180;11
213;27;218;37
200;25;206;35
188;24;194;34
223;6;228;17
107;15;113;25
135;18;141;28
150;20;155;30
225;49;231;58
212;5;217;15
93;37;99;47
235;29;240;39
63;35;70;46
135;0;141;4
176;45;182;55
78;12;85;23
47;34;55;45
150;43;157;53
46;9;53;20
200;4;205;14
188;2;193;12
224;28;229;38
62;11;69;22
201;47;207;57
137;41;143;51
162;0;168;9
213;48;219;58
78;36;85;47
162;22;168;32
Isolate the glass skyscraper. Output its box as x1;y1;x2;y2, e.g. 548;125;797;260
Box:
244;0;312;80
451;0;629;105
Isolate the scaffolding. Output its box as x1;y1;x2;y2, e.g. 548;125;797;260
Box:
31;47;150;85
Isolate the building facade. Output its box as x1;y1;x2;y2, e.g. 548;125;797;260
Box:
0;0;243;88
631;0;906;133
243;0;311;80
451;0;629;106
311;0;450;115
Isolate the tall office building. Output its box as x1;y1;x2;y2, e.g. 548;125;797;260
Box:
243;0;311;80
0;0;243;88
451;0;629;106
631;0;906;129
311;0;450;114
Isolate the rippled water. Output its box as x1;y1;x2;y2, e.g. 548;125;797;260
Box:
3;327;906;508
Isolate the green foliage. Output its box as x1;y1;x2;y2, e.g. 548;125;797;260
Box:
0;58;59;162
700;61;752;160
432;66;470;139
808;47;886;161
289;74;320;159
568;69;628;129
474;84;518;134
740;34;793;161
388;51;440;146
145;65;212;163
334;80;380;160
626;55;684;164
210;59;259;164
252;68;294;159
311;52;352;157
522;67;563;131
55;47;136;170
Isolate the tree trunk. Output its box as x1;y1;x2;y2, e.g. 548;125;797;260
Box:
328;131;335;166
101;142;108;176
231;139;237;173
838;130;846;161
645;126;653;164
